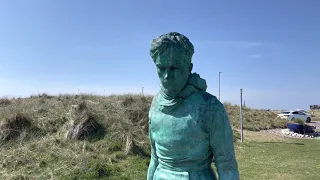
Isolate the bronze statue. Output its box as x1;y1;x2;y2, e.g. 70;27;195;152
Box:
147;32;239;180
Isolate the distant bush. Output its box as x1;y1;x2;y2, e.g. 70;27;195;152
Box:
292;118;305;125
0;98;11;106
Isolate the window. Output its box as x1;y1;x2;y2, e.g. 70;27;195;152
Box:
281;112;290;114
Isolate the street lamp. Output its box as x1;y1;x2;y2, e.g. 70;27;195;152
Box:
142;87;144;96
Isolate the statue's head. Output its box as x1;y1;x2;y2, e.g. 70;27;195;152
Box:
150;32;194;98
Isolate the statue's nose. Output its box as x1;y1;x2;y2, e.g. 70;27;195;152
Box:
164;69;172;80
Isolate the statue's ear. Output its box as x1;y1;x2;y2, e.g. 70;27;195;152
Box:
189;63;193;72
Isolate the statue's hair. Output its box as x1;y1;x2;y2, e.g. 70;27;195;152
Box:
150;32;194;64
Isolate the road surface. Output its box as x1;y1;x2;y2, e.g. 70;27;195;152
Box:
309;121;320;130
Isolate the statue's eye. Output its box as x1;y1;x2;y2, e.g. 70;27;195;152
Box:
170;67;179;71
157;66;167;71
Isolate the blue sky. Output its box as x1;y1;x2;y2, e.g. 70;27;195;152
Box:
0;0;319;110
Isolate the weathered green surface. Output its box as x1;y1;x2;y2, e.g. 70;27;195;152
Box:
147;32;239;180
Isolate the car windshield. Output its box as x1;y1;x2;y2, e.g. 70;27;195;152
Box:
280;112;290;114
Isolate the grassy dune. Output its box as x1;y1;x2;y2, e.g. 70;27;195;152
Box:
310;109;320;122
0;94;317;180
224;102;287;131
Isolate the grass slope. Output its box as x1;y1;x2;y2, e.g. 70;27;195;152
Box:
310;109;320;122
236;131;320;179
0;94;317;180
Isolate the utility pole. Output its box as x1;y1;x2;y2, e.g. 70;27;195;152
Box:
218;72;221;100
240;88;244;143
142;87;144;96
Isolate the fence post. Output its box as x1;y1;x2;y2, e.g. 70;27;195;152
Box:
240;88;244;143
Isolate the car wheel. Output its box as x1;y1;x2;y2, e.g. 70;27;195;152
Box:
306;117;311;123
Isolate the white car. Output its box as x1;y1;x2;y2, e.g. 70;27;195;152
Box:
295;109;311;116
277;110;312;123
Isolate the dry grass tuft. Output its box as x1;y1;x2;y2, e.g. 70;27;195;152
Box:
65;101;105;141
0;113;40;141
0;98;11;106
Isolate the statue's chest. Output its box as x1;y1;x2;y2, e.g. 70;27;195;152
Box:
150;102;207;144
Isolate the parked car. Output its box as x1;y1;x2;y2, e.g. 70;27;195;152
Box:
277;110;312;123
295;109;311;116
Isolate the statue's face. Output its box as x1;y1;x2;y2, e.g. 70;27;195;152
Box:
155;48;192;98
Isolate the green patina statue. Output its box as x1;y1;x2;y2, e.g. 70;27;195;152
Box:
147;32;239;180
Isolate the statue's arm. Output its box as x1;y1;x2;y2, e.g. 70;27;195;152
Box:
208;100;239;180
147;119;159;179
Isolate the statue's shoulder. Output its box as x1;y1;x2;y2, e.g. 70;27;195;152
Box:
196;91;224;112
197;91;219;104
149;93;161;112
197;91;228;129
150;93;160;105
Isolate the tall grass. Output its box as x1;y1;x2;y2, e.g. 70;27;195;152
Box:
0;94;287;179
224;102;287;131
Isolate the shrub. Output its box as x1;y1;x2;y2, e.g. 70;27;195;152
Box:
292;118;305;125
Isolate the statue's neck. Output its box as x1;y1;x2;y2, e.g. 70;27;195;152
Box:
159;89;178;100
159;72;207;100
